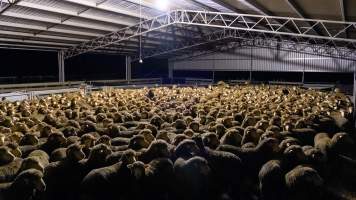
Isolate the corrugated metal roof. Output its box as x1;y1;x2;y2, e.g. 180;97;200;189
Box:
0;0;353;56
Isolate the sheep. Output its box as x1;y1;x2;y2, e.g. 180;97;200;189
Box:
141;158;174;200
302;146;328;175
258;160;286;200
19;134;39;146
241;126;261;145
110;137;130;146
173;156;214;200
138;129;155;144
192;135;242;199
282;145;307;170
188;121;200;133
6;142;22;158
80;150;137;200
156;131;171;143
80;133;96;157
220;129;242;147
0;147;22;183
50;148;67;162
40;132;67;155
329;132;354;157
137;140;171;163
128;135;149;151
21;150;49;172
285;165;324;200
202;132;220;149
0;169;46;200
289;128;317;145
0;84;352;200
174;139;200;160
44;144;86;200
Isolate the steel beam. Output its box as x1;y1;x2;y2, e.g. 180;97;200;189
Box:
64;10;356;60
339;0;349;39
284;0;323;36
0;0;19;15
64;12;175;58
16;1;136;27
13;0;193;43
63;0;152;19
169;29;356;61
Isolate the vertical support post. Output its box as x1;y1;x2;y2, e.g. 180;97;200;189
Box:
125;56;132;82
249;47;253;81
302;53;305;84
58;50;65;83
168;61;174;82
212;54;215;83
353;64;356;128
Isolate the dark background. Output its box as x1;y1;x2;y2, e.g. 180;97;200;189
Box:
0;49;353;85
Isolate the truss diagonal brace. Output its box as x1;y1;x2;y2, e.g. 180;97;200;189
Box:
63;10;356;60
0;0;20;14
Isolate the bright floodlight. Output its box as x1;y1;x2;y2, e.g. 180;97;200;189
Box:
155;0;169;11
139;59;143;63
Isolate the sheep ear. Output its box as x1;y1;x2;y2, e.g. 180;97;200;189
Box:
127;164;133;169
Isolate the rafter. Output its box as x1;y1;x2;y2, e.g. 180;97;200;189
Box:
64;10;356;60
284;0;324;36
0;0;19;15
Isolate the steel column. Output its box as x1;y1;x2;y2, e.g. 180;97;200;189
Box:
58;50;65;83
125;56;132;82
354;64;356;127
249;47;253;81
168;61;174;81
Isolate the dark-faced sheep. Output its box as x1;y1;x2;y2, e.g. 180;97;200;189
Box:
193;135;242;199
80;150;137;200
44;144;86;200
173;156;213;200
0;169;46;200
258;160;286;200
220;129;242;147
285;165;324;200
137;140;171;163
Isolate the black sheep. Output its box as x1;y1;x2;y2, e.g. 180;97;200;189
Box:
220;129;242;147
80;150;137;200
40;132;67;155
79;144;112;174
174;139;200;160
173;156;213;200
142;158;174;200
218;138;280;175
128;135;149;151
137;140;171;163
44;143;86;200
282;145;307;171
202;132;220;149
258;160;286;200
285;165;324;200
192;135;242;199
0;169;46;200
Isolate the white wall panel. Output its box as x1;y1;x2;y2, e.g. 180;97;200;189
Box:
171;47;356;73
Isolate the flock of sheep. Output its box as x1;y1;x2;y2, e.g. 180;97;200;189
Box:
0;83;355;200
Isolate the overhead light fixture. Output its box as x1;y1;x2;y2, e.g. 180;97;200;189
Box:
139;0;143;64
155;0;169;11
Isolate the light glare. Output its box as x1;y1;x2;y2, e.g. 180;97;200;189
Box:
155;0;169;11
